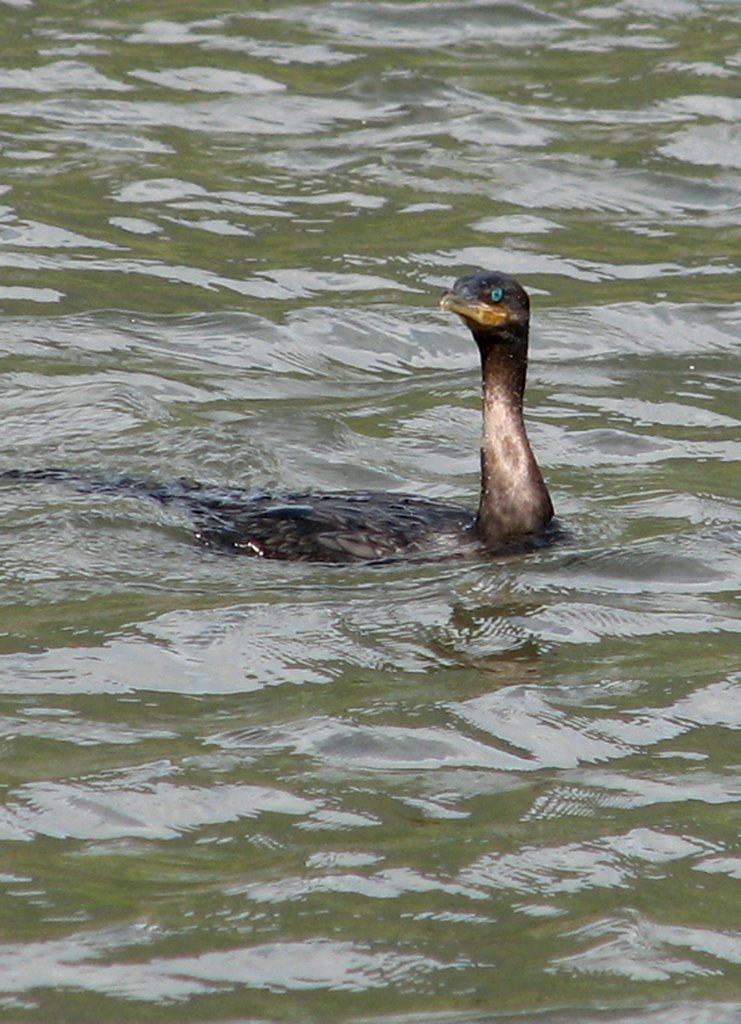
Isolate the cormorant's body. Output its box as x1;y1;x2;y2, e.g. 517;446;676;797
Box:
193;490;478;562
1;271;554;563
0;469;479;561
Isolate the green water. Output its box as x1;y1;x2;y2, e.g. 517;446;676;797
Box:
0;1;739;1022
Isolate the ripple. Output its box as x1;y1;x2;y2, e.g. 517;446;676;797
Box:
274;0;575;48
0;60;130;92
0;929;453;999
286;717;537;771
129;66;285;94
660;122;741;169
1;92;394;136
0;774;316;841
455;678;741;770
553;911;741;981
239;864;482;905
126;18;357;65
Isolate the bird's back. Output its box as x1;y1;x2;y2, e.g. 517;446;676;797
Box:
189;489;478;562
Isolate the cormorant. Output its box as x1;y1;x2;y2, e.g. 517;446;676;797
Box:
1;270;554;563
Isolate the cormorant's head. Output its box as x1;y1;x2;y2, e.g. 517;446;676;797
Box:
440;270;529;337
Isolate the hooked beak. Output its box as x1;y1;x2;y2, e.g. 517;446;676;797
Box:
439;291;509;327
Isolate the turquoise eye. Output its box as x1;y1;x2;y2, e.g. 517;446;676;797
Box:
490;287;503;302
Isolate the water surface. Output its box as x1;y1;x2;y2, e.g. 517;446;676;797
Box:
0;1;739;1022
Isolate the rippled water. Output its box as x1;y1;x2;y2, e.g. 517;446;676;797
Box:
0;1;739;1022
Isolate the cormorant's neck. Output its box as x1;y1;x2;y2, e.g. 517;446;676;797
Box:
473;326;553;548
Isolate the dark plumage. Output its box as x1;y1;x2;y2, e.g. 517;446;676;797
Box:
1;271;554;563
